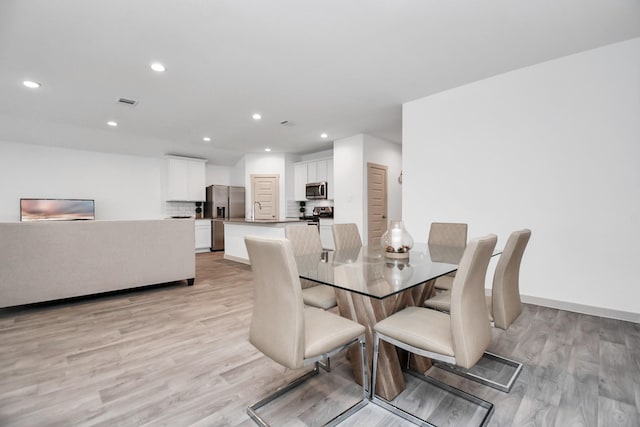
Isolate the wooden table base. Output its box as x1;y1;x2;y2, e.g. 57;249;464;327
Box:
335;279;436;401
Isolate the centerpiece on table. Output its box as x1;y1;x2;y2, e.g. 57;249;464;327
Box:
380;220;414;259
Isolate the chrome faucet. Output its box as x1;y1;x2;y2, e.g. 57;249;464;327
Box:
252;201;262;220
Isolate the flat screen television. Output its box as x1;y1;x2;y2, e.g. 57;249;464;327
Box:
20;198;95;221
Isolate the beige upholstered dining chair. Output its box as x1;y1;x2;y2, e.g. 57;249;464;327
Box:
371;235;498;425
423;229;531;393
332;223;362;250
489;229;531;330
285;225;337;311
244;235;368;426
424;229;532;330
428;222;468;291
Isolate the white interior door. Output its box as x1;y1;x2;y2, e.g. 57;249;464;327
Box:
251;175;279;220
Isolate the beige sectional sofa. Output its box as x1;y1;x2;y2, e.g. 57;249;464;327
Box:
0;219;195;308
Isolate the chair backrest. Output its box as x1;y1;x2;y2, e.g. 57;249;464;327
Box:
245;235;305;370
428;222;468;248
332;223;363;250
286;225;324;289
492;229;531;330
285;225;323;255
449;234;497;369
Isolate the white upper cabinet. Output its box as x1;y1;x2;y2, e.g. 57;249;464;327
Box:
167;158;188;200
166;156;207;201
293;157;333;201
306;161;317;183
186;161;206;201
311;159;328;183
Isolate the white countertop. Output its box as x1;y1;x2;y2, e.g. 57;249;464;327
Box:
224;219;315;263
225;218;311;225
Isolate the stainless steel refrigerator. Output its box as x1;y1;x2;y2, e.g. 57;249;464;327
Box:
205;185;228;219
228;186;245;219
205;185;245;251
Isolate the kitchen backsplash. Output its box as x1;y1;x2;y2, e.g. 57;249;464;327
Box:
288;199;333;218
165;201;198;218
168;200;335;219
286;200;300;218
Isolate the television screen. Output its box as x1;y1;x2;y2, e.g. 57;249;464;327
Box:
20;199;95;221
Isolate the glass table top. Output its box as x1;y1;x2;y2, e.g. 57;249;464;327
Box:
295;242;466;299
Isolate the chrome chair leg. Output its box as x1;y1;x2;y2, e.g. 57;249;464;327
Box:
432;351;523;393
247;366;320;427
325;336;369;427
247;334;368;427
318;357;331;372
371;332;494;427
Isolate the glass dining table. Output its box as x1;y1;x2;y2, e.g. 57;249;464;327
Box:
295;242;466;401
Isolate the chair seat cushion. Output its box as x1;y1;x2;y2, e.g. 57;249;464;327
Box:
424;290;451;311
302;285;337;310
434;275;454;291
425;293;495;323
304;307;365;359
300;277;319;290
374;306;454;357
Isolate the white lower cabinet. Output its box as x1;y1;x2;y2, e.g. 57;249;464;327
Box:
319;218;334;250
195;220;212;252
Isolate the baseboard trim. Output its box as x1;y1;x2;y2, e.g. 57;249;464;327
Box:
484;289;639;323
223;254;250;265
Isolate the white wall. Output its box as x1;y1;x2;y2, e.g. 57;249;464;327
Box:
363;134;403;238
284;153;297;210
0;140;164;221
0;142;323;223
229;157;246;187
301;148;333;161
403;38;640;318
334;135;365;234
243;153;288;219
334;134;402;244
205;164;232;186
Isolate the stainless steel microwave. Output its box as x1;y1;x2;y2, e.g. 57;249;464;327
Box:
306;181;327;199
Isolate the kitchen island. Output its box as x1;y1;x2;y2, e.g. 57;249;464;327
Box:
224;219;314;264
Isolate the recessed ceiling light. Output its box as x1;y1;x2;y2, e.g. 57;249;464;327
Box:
203;137;211;142
23;80;41;89
320;133;328;139
107;121;118;127
265;148;271;152
252;113;262;120
150;62;166;72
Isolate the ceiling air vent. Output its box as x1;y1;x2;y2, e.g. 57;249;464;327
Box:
117;98;138;106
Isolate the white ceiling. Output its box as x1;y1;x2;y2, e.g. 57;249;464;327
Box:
1;1;639;165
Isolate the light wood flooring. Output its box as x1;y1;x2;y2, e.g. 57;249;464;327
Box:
1;252;639;426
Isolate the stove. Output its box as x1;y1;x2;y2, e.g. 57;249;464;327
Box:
312;206;333;218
